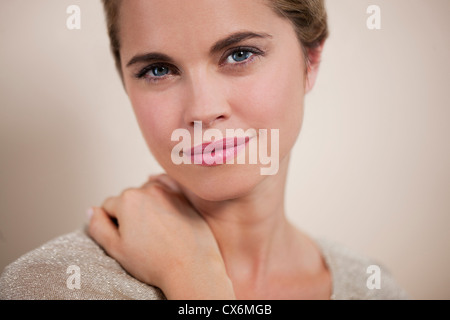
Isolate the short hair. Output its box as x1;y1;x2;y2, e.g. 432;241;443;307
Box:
101;0;328;78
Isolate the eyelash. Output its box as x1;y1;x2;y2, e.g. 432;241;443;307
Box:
135;64;179;82
135;46;265;83
220;46;265;68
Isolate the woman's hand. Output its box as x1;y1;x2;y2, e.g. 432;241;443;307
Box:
87;174;235;299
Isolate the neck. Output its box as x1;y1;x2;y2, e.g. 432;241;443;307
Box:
184;156;295;286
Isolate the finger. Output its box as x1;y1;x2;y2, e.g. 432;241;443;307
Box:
142;175;172;192
147;173;182;193
87;206;122;260
101;195;121;220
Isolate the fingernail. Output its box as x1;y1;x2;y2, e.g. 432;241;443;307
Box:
86;207;94;220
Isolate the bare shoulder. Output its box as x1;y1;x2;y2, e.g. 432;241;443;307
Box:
315;238;409;300
0;228;165;300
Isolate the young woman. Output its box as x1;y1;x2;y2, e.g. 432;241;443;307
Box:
0;0;408;300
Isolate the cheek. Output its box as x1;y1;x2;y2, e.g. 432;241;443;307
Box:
230;56;306;151
127;87;180;158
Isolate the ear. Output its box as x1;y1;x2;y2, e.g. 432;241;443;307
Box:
305;40;325;94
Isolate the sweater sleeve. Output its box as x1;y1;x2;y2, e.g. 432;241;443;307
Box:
0;228;165;300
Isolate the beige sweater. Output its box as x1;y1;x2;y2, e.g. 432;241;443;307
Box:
0;228;408;300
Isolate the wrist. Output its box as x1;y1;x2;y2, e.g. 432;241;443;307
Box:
162;259;236;300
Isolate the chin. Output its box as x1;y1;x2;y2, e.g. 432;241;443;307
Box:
173;164;264;202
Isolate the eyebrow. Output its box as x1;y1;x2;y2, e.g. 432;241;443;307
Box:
209;31;272;55
126;52;175;68
126;31;272;68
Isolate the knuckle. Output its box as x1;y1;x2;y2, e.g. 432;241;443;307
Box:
102;195;116;206
121;188;145;201
145;184;167;197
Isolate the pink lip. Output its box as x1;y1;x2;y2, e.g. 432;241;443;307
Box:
185;136;251;166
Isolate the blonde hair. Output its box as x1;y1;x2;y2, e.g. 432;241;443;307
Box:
101;0;328;76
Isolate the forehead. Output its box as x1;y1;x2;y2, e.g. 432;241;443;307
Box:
118;0;283;55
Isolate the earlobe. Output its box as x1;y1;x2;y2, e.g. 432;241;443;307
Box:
305;65;318;93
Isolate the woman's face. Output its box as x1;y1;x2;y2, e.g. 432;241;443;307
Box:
119;0;315;201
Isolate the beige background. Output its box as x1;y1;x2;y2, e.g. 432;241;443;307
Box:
0;0;449;299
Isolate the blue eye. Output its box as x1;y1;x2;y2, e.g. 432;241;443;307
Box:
226;50;253;63
151;65;169;77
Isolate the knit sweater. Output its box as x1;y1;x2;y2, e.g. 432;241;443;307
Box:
0;228;408;300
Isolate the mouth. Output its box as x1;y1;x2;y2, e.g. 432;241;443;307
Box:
184;136;252;166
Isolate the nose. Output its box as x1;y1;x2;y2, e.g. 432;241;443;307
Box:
183;69;231;128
